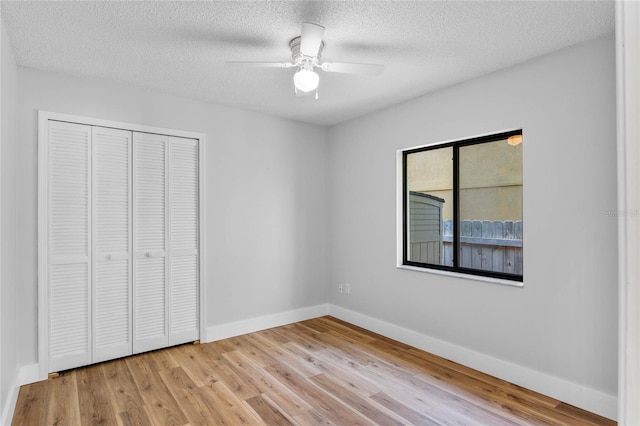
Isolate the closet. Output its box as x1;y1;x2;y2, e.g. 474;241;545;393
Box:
39;114;203;373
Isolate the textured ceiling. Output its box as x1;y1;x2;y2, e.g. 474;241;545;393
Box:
1;1;614;126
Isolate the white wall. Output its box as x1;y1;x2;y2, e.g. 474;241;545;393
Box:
616;1;640;423
1;14;18;423
16;68;329;367
328;34;617;410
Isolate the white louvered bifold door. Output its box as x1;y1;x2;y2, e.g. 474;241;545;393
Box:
47;121;92;372
168;137;199;345
43;115;201;373
92;127;132;362
133;132;169;353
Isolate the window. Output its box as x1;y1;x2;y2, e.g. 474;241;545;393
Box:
402;130;523;282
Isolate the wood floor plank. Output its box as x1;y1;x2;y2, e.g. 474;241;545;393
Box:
189;387;230;426
265;362;375;425
125;352;188;426
396;364;534;425
405;346;560;408
315;345;443;415
213;335;246;353
370;391;442;425
117;406;152;426
102;358;145;415
254;327;291;345
165;344;217;388
11;381;50;426
234;334;281;367
426;401;493;426
308;329;385;366
159;366;227;426
340;328;571;424
312;316;379;345
554;401;617;426
245;394;294;425
321;324;565;425
12;316;614;426
399;358;573;425
197;337;230;359
288;341;382;397
198;380;264;425
76;364;119;426
338;344;506;415
273;323;328;352
309;373;406;425
221;349;312;417
298;318;333;333
148;348;180;371
202;350;263;400
334;335;534;424
354;329;560;415
45;372;81;426
323;316;414;349
292;408;336;425
267;341;324;378
428;394;523;426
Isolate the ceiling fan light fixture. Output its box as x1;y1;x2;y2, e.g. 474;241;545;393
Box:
293;68;319;92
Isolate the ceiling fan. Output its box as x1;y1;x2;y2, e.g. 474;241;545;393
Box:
227;23;385;99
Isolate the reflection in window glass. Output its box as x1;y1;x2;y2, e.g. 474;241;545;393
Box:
459;139;523;274
406;146;452;267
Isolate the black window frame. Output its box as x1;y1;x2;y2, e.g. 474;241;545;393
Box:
402;130;523;282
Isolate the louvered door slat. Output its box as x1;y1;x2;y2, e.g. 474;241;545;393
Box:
169;137;199;345
47;121;92;372
50;263;89;370
94;260;129;359
135;258;165;337
93;127;132;362
170;255;198;343
49;127;90;257
133;132;168;353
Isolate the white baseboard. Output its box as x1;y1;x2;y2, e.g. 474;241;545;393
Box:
0;377;18;426
19;364;40;386
328;305;617;421
0;363;44;426
206;303;330;342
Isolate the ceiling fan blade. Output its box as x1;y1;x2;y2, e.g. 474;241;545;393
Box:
226;61;295;68
300;22;325;57
320;62;384;76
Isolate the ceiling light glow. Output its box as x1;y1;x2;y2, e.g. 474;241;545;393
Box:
294;69;319;92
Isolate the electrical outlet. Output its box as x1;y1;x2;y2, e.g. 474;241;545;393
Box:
338;283;343;293
345;283;351;295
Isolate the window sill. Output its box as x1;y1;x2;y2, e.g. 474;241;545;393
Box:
396;264;524;288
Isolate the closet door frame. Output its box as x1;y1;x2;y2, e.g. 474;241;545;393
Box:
38;111;207;380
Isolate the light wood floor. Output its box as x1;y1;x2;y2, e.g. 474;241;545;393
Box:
12;316;614;425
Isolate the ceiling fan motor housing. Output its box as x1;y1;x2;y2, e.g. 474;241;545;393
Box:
290;36;324;68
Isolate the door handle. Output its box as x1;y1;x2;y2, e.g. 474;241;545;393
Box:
145;250;165;258
105;253;128;261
